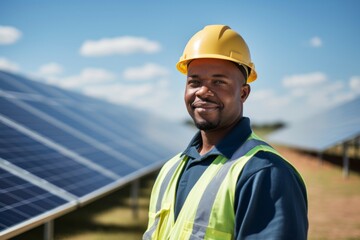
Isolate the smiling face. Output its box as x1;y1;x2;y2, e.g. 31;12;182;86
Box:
184;58;250;132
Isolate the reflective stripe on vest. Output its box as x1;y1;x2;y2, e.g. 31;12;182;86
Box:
143;133;281;240
144;156;183;238
189;138;270;239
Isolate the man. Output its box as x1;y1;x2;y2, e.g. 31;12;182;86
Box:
143;25;308;240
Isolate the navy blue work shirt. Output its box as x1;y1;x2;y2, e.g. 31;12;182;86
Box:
175;117;308;240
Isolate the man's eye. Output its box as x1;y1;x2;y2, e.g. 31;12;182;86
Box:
214;79;225;85
188;80;200;86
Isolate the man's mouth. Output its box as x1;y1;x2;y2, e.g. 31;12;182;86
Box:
191;101;220;112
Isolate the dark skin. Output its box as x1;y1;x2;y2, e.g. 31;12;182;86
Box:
185;58;251;155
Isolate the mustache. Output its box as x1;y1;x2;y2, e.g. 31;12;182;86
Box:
191;99;220;108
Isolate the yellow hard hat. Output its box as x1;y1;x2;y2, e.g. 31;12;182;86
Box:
176;25;257;83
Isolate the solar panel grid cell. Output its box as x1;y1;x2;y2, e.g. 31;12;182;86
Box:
0;122;114;197
0;71;41;95
0;78;22;93
0;97;92;150
1;71;68;101
0;168;68;231
28;101;110;142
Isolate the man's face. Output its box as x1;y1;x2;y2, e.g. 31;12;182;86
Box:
184;58;250;132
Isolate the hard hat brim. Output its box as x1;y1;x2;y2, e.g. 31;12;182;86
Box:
176;54;257;83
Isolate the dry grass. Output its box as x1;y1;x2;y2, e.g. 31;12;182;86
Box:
277;146;360;240
11;147;360;240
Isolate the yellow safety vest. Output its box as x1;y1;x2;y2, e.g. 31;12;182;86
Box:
143;133;284;240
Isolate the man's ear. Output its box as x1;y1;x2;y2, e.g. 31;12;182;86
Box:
241;84;251;102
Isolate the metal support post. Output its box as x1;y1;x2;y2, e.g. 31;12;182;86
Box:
44;220;54;240
131;179;140;219
317;151;323;165
343;142;349;178
356;136;360;160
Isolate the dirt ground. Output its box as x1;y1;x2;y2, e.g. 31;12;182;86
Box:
277;146;360;240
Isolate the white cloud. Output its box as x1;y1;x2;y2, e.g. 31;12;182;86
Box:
83;82;152;103
306;81;346;107
80;36;161;56
81;78;181;119
247;73;360;124
349;76;360;93
38;62;63;76
248;89;274;101
123;63;169;80
0;57;20;72
283;72;326;88
31;66;181;119
0;26;22;45
45;68;115;89
290;88;306;97
330;92;355;105
246;89;292;124
309;36;322;48
248;89;291;108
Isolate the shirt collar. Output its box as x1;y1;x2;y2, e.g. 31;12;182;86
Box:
182;117;252;159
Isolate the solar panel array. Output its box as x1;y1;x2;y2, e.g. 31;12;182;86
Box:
0;70;194;239
267;96;360;152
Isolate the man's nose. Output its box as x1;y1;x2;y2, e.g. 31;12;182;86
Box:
196;85;214;98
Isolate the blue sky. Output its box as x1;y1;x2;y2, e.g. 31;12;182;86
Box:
1;1;359;124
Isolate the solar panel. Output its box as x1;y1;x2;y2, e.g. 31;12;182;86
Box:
0;122;114;197
267;96;360;152
0;167;75;239
0;69;195;238
0;97;143;176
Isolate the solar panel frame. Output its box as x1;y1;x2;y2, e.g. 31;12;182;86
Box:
0;165;77;240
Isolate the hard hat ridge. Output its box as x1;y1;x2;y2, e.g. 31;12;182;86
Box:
176;24;257;83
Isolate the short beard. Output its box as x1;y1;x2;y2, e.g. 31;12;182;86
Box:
194;120;219;131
